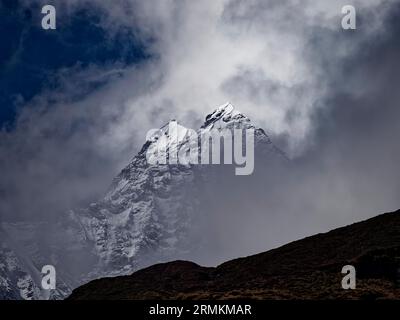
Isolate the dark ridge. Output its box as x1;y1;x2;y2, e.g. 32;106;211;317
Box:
68;209;400;300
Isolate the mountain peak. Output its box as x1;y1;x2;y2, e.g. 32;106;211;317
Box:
215;102;235;114
201;102;250;129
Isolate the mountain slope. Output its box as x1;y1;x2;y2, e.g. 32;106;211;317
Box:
66;102;284;277
0;103;285;299
68;209;400;300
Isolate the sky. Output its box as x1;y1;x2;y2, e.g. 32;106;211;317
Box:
1;0;400;260
0;0;149;127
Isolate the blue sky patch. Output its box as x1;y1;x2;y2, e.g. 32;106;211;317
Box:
0;0;150;128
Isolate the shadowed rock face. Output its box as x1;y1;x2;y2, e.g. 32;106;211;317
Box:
68;210;400;300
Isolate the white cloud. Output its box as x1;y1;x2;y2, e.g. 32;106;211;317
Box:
1;0;397;220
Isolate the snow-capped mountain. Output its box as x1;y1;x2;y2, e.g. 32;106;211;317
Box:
0;103;285;299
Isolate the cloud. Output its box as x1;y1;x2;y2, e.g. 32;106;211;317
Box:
94;0;395;154
11;0;395;151
1;0;400;266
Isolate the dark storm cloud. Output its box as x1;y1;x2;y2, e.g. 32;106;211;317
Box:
193;0;400;262
245;2;400;240
300;3;400;221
